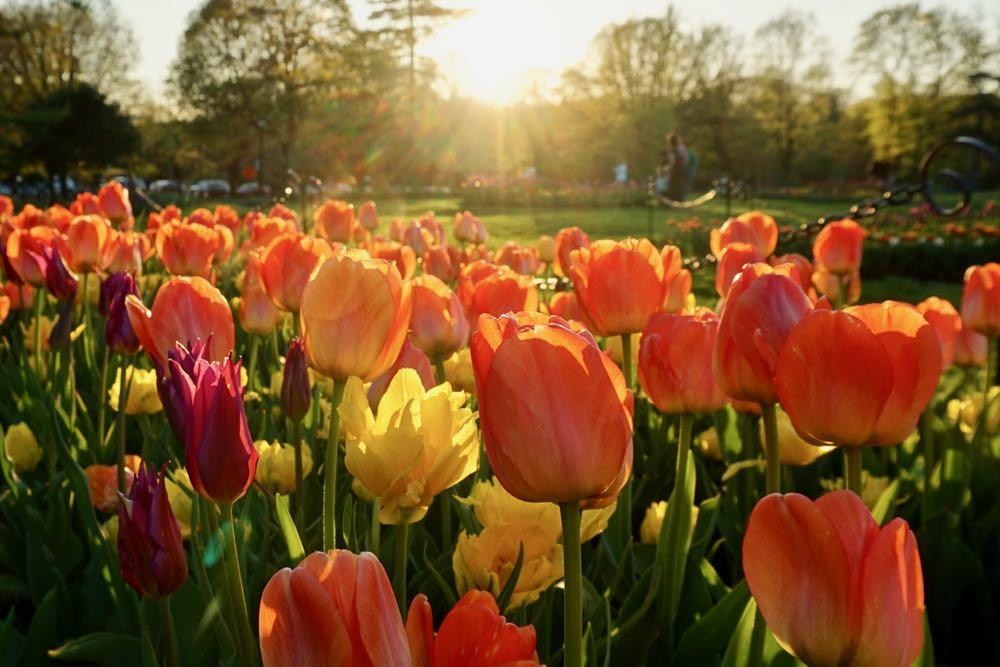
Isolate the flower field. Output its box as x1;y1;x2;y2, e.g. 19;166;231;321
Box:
0;185;998;666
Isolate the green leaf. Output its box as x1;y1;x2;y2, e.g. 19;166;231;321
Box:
49;632;139;664
21;587;61;666
421;542;458;608
656;445;696;631
495;542;524;612
274;494;305;563
674;580;751;666
871;478;900;525
720;597;760;667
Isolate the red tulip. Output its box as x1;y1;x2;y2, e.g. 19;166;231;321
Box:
775;302;942;447
714;263;813;404
43;246;78;301
813;219;866;275
259;550;411;667
953;320;988;369
453;211;487;244
239;251;281;334
553;226;589;278
710;211;778;258
743;491;923;667
97;181;132;226
281;337;311;422
259;233;335;312
250;216;298;249
961;263;1000;337
45;204;73;233
402;223;434;256
771;253;814;293
547;290;592;329
423;244;463;283
471;312;633;507
358;200;379;230
70;192;102;217
214;204;240;233
916;296;962;369
409;275;470;358
118;464;188;597
640;308;728;414
268;202;299;224
715;242;764;298
812;268;861;306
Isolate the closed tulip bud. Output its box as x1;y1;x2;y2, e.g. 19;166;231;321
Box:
714;263;813;405
661;245;692;312
554;226;589;277
97;181;132;226
953;320;989;368
369;240;417;280
472;312;633;507
259;550;412;667
760;404;836;466
813;219;866;275
457;260;539;322
6;226;58;286
365;338;436;409
453;211;487;244
4;422;43;474
812;268;861;306
281;337;311;422
710;211;778;259
640;308;728;414
743;491;924;667
117;464;188;597
109;367;162;414
155;221;220;278
775;302;942;447
239;251;281;334
570;238;669;336
44;246;78;301
961;263;1000;337
313;200;356;242
495;242;542;275
402;223;433;256
58;214;111;273
70;192;101;217
423;244;463;283
48;296;76;350
102;230;152;274
300;252;412;382
358;200;378;230
916;296;962;369
715;242;764;298
639;500;699;545
537;234;555;263
254;440;313;494
409;275;470;358
103;272;141;355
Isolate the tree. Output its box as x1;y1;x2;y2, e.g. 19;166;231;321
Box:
367;0;465;93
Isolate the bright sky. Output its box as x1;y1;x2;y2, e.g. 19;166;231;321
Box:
115;0;998;106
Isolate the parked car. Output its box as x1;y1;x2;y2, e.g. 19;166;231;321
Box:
235;181;271;196
189;179;231;197
110;175;147;191
149;179;183;194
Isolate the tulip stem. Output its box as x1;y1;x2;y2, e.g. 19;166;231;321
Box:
292;419;304;530
985;338;996;421
560;501;583;667
117;361;131;493
220;501;258;665
394;522;409;614
98;345;109;447
81;272;94;369
620;333;633;390
845;447;863;496
324;379;346;551
434;354;446;385
33;290;43;381
246;334;260;391
760;403;781;494
158;596;180;667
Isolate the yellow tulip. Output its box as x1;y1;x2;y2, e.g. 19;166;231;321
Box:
4;422;43;473
443;348;476;395
947;387;1000;440
639;500;700;545
102;515;119;544
760;404;837;466
254;440;313;494
165;468;194;538
108;367;163;415
696;428;722;461
340;368;479;524
603;332;641;366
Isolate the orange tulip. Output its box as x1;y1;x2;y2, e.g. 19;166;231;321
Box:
155;221;220;278
547;290;591;329
771;253;814;293
259;550;411;667
715;241;764;298
102;230;152;274
743;491;923;667
640;308;728;414
97;181;132;226
471;312;633;507
710;211;778;258
145;205;182;239
6;226;59;286
813;219;866;275
358;200;379;231
70;193;102;217
961;263;1000;337
0;293;10;325
570;238;667;336
3;282;33;310
453;211;487;244
0;195;12;220
537;234;555;263
553;226;589;277
423;244;463;283
260;233;335;312
457;261;538;323
214;204;240;233
714;263;814;405
126;276;235;369
213;224;235;265
185;208;215;228
240;251;282;334
46;204;73;233
314;200;357;243
953;320;988;369
300;252;412;381
775;302;942;447
661;245;692;312
409;275;470;358
916;296;962;369
251;216;299;249
495;242;542;275
58;214;111;273
13;203;49;229
402;223;434;256
369;240;417;280
812;268;861;306
268;202;298;224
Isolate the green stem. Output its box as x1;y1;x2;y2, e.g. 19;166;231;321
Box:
33;289;43;380
434;354;446;385
81;272;94;369
760;403;781;494
921;409;935;488
97;345;109;447
158;596;180;667
67;340;76;431
984;338;996;421
439;492;452;550
620;333;633;391
246;334;260;391
560;502;583;667
117;360;130;493
394;522;409;614
749;607;768;667
292;419;304;531
370;498;381;556
845;447;863;496
324;380;346;551
220;502;257;665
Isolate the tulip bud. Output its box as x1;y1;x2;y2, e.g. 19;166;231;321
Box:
961;263;1000;337
281;337;311;422
358;200;378;230
44;246;78;301
104;272;141;355
709;211;778;258
48;295;76;350
158;339;212;444
554;226;589;278
117;464;188;597
812;219;866;275
4;422;43;473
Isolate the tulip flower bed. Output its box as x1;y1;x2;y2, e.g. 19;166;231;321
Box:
1;190;999;666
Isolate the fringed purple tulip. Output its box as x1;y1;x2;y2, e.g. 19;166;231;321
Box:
281;336;311;422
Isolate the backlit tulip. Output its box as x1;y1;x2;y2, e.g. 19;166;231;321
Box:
759;404;836;466
2;281;32;310
640;308;728;414
300;252;412;382
771;253;814;293
281;337;312;422
70;192;101;217
953;320;988;369
570;237;667;336
410;275;470;359
547;290;591;328
239;251;281;334
0;195;12;220
260;233;335;312
457;261;539;322
537;234;555;263
661;245;692;312
916;296;962;369
471;312;633;507
102;230;152;274
454;211;487;244
370;240;417;280
259;550;411;667
44;246;78;301
109;367;162;414
813;268;861;306
813;219;866;275
170;354;258;503
715;242;764;298
947;387;1000;441
126;276;235;369
214;204;240;232
250;216;298;249
495;242;542;275
710;211;778;258
961;263;1000;337
358;200;378;231
365;338;435;409
155;221;220;278
6;226;58;286
775;302;942;447
443;348;476;395
268;202;298;223
4;422;43;474
0;293;8;326
117;464;188;597
743;491;923;667
98;181;132;226
402;223;434;256
714;263;813;405
423;244;463;283
314;200;356;242
639;500;699;545
59;214;111;273
254;440;313;494
340;368;478;524
554;226;589;277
